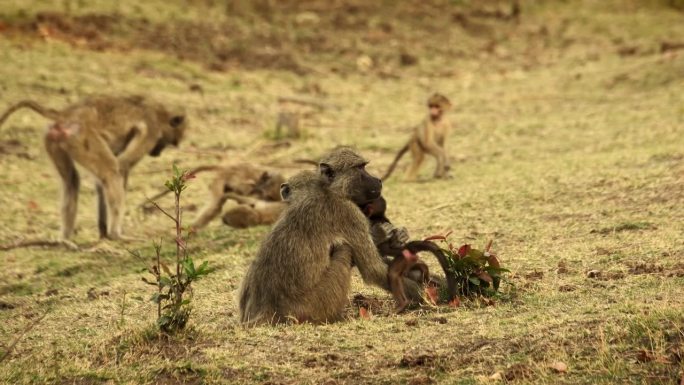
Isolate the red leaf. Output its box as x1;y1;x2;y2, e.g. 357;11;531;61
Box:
448;297;460;308
27;200;39;210
359;307;370;319
476;271;493;284
487;255;501;269
425;286;438;305
457;244;471;258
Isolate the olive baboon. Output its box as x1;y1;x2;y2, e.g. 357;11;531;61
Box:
383;93;452;181
221;192;286;228
0;96;187;240
143;163;285;229
238;148;420;325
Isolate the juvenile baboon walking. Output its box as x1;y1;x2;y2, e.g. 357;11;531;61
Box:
0;95;187;240
238;148;421;325
383;93;453;181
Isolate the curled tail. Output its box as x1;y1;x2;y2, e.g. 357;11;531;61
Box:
405;240;460;300
0;100;60;128
382;143;409;180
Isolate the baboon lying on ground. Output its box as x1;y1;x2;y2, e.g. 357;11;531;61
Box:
221;192;286;229
238;147;422;325
383;93;453;181
0;96;187;240
143;163;285;229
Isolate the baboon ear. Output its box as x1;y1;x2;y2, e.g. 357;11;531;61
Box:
257;171;269;182
169;115;185;127
319;163;335;182
280;183;291;201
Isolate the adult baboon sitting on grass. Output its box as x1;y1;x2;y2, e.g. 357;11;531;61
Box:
238;147;422;325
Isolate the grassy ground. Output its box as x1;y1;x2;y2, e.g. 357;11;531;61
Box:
0;1;683;384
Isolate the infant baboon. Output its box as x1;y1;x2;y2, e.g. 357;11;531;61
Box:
143;163;285;229
238;148;417;325
221;192;286;229
361;196;429;311
383;93;453;181
0;96;187;240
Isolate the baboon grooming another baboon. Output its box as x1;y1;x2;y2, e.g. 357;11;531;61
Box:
0;96;187;240
383;93;453;181
238;148;421;325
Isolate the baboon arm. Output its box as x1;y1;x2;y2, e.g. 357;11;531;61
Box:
348;230;394;291
116;122;153;172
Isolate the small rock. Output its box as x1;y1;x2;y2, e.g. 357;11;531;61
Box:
549;361;568;373
587;270;601;279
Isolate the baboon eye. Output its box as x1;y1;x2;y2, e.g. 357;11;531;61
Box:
280;183;291;200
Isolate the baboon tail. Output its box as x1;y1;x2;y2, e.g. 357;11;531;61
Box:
405;240;460;300
187;165;223;175
293;159;318;166
382;143;409;180
0;100;60;128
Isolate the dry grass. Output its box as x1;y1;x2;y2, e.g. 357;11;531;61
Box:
0;1;683;384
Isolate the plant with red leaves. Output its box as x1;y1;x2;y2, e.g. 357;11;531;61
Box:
425;234;508;301
133;164;213;333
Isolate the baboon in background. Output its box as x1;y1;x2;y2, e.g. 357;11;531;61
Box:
383;93;453;181
0;96;187;240
238;148;421;325
142;163;285;229
221;192;286;228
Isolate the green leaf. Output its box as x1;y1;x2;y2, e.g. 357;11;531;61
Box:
159;276;173;288
150;293;170;303
468;277;481;286
182;259;196;277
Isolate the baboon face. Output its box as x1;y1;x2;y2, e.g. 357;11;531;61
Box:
319;147;382;205
280;170;320;202
253;172;286;201
427;93;451;120
148;113;187;157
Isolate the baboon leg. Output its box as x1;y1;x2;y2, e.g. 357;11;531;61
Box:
405;141;425;181
45;139;80;240
192;194;229;229
422;141;448;178
96;184;107;238
295;243;353;322
69;133;127;240
389;269;409;312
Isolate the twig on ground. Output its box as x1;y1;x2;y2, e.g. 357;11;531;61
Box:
0;308;50;363
0;239;78;251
